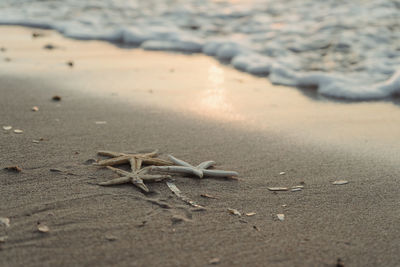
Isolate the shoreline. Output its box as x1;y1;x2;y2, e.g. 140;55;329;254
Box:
1;26;400;266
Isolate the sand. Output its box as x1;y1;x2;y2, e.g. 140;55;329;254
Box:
1;26;400;267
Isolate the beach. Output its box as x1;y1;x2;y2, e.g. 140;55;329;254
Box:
1;26;400;267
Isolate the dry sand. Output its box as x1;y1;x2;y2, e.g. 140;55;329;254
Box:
1;26;400;267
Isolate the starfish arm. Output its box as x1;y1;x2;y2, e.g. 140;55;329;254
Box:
131;178;149;192
151;166;203;178
96;155;130;166
167;155;194;168
197;160;216;169
98;176;131;186
203;169;239;178
139;174;171;182
106;166;132;177
97;150;125;157
143;149;159;158
141;158;173;166
129;157;142;171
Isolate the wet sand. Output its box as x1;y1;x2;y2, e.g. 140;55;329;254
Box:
1;26;400;267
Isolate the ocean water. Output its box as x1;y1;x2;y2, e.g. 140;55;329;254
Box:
0;0;399;100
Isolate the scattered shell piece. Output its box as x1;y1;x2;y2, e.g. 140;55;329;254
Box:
13;129;23;134
167;182;205;210
277;214;285;221
0;236;7;243
37;223;50;233
227;208;241;217
32;140;40;143
200;193;218;199
292;185;304;189
333;180;349;185
279;172;286;175
245;212;256;217
95;121;107;125
32;106;39;112
291;188;302;192
267;187;288;191
282;204;287;207
52;95;61;101
0;217;10;227
209;258;220;265
4;166;22;172
2;126;12;131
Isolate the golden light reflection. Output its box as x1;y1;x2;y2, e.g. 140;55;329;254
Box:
196;64;243;121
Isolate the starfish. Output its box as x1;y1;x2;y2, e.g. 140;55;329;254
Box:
151;155;238;179
96;150;172;171
98;166;171;193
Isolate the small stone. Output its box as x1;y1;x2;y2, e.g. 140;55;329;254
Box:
0;217;10;227
2;126;12;131
52;95;62;101
171;215;189;224
37;223;50;233
13;129;23;134
105;234;117;241
67;61;74;67
32;106;39;112
277;214;285;221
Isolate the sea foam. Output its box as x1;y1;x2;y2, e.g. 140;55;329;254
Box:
0;0;399;100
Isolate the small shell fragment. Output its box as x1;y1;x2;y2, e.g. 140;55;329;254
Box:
227;208;241;217
333;180;349;185
37;223;50;233
209;258;220;265
4;166;22;172
13;129;23;134
267;187;288;191
0;217;10;227
292;185;304;189
2;126;12;131
291;188;302;192
200;193;218;199
32;106;39;112
277;214;285;221
245;212;256;217
279;172;286;175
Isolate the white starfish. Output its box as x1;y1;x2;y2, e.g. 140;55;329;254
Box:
98;166;171;193
151;155;238;179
